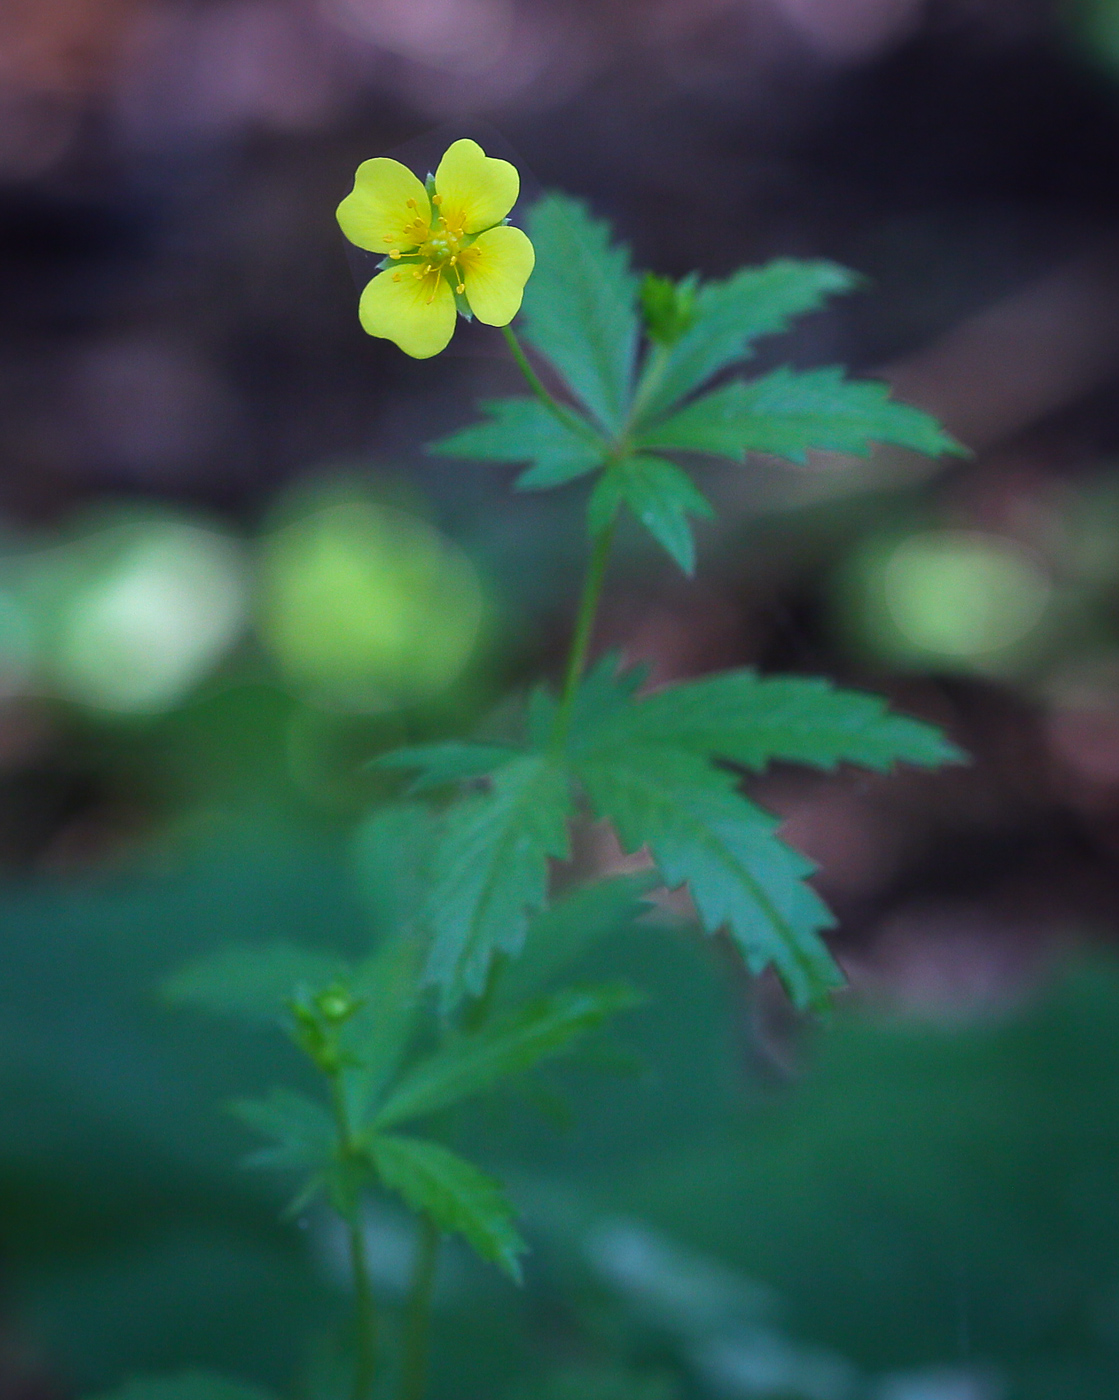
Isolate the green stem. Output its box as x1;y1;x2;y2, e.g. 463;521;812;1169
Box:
500;324;600;444
330;1075;378;1400
348;1213;378;1400
550;513;618;753
629;341;671;427
400;1215;440;1400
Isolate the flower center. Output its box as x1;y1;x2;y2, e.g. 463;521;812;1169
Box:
419;210;465;268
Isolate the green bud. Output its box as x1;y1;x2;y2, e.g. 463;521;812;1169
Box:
314;983;360;1024
640;272;697;345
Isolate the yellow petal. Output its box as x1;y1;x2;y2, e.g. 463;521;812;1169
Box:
434;139;519;236
358;268;457;359
337;158;431;254
460;225;535;326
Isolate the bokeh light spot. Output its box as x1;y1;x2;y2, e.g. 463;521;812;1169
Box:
47;520;249;714
883;530;1050;664
258;496;483;711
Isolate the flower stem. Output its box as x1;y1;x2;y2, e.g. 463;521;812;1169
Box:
399;1215;440;1400
329;1075;378;1400
500;324;600;444
551;514;618;753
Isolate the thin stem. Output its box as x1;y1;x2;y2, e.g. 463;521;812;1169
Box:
399;1215;440;1400
500;324;600;444
550;513;618;753
348;1213;378;1400
629;341;672;427
329;1074;378;1400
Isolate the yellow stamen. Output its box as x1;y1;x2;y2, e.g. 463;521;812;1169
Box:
432;193;443;206
406;198;417;208
388;249;401;259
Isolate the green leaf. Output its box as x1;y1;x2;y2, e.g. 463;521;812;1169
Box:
640;366;964;464
522;194;640;434
498;871;661;1005
230;1088;335;1174
86;1373;278;1400
634;259;858;421
163;944;349;1025
575;744;842;1009
576;668;964;772
589;455;714;576
527;652;649;751
368;1132;527;1279
424;754;573;1006
372;983;642;1130
374;742;523;792
429;398;603;490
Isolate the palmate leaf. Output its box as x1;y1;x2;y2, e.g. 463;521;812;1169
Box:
634;259;858;422
527;653;649;749
429;397;603;490
231;1087;335;1174
640;365;963;463
163;944;349;1025
423;753;573;1006
372;983;641;1130
589;454;714;576
369;1132;527;1279
574;667;963;772
521;194;640;434
86;1373;278;1400
375;741;522;792
574;743;842;1009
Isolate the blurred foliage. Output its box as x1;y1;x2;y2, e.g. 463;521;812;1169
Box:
2;806;1119;1397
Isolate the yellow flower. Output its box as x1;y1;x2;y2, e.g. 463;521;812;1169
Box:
337;138;535;359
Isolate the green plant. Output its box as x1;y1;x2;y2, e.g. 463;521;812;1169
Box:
114;147;964;1400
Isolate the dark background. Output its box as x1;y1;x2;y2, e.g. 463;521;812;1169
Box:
5;2;1119;1398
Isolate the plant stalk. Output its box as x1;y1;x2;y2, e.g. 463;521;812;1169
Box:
329;1074;378;1400
400;1215;441;1400
500;325;600;444
551;514;618;753
500;322;619;752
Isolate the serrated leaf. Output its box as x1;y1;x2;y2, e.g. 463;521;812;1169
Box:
372;983;641;1130
350;801;440;935
589;455;714;576
163;944;349;1025
575;668;964;772
640;366;964;463
368;1133;526;1279
527;652;649;751
374;742;523;793
429;398;604;490
522;194;640;434
498;871;661;1005
85;1372;278;1400
575;744;842;1009
634;259;858;422
230;1087;335;1173
424;754;573;1006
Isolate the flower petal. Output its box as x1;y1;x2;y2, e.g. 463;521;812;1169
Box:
460;225;535;326
359;268;457;358
434;139;519;236
337;158;431;254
